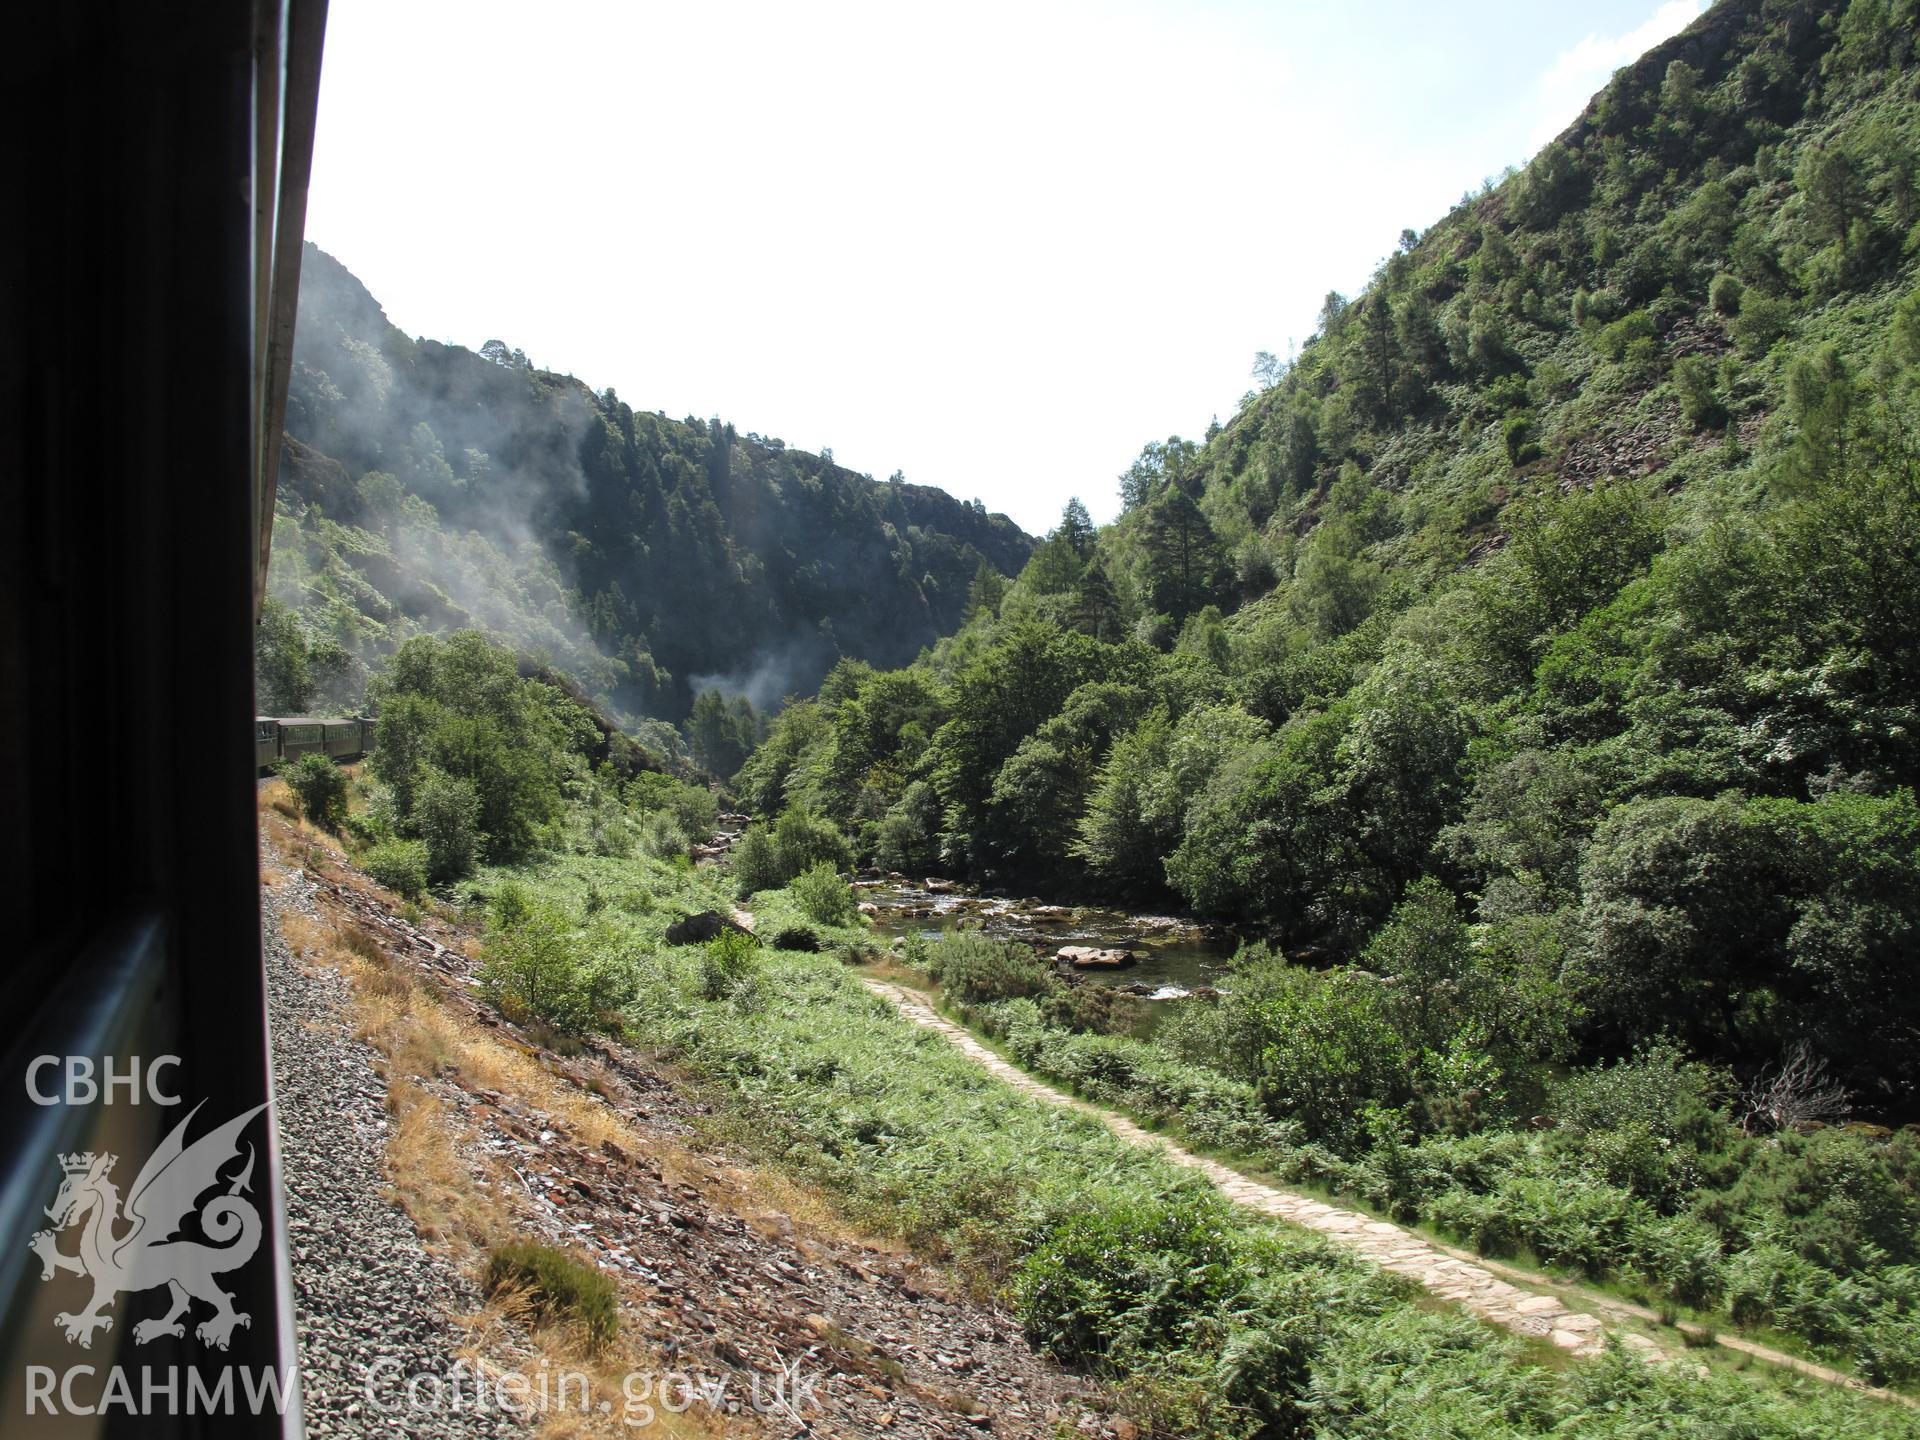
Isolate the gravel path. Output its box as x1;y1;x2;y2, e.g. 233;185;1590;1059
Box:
866;976;1920;1402
265;875;522;1439
862;977;1631;1359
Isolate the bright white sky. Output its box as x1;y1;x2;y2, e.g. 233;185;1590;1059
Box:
307;0;1705;535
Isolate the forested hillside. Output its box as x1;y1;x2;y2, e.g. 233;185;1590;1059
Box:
261;245;1031;741
740;0;1920;1126
252;0;1920;1418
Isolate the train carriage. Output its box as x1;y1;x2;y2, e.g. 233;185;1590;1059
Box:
276;718;326;762
255;715;377;771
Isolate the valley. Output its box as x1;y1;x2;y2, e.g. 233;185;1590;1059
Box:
257;0;1920;1434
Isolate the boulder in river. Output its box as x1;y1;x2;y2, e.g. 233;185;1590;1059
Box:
1057;945;1137;969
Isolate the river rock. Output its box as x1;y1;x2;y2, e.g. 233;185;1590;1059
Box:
1030;905;1073;920
1057;945;1136;969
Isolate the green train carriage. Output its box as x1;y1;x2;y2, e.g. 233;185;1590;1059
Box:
255;715;376;771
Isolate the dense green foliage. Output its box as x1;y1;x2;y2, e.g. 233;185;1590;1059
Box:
278;751;348;830
301;0;1920;1422
359;838;428;899
730;807;857;897
267;246;1031;737
313;630;724;904
715;1;1920;1389
476;880;638;1035
738;1;1920;1125
441;840;1918;1434
944;934;1920;1385
335;648;1917;1419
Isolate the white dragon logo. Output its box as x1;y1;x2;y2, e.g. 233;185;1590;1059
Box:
28;1101;266;1350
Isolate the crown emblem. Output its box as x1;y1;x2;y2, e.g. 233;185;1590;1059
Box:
58;1153;97;1175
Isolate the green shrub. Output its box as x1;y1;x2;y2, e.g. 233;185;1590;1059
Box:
1708;271;1744;316
1502;411;1540;465
926;930;1051;1004
1630;1215;1726;1307
1427;1188;1522;1256
1849;1268;1920;1386
489;878;535;929
729;813;860;905
367;632;570;863
698;927;760;1001
1255;969;1415;1152
414;766;483;883
482;1241;618;1351
1722;1239;1817;1328
1699;1126;1920;1272
1036;981;1138;1036
341;783;397;846
1731;287;1792;355
361;838;429;898
1547;1042;1725;1143
790;861;857;926
479;903;633;1035
636;810;690;862
1674;355;1728;429
875;780;943;872
281;752;348;830
773;807;855;875
1014;1193;1248;1368
1592;308;1657;361
731;825;784;895
625;772;718;842
1574;1117;1699;1205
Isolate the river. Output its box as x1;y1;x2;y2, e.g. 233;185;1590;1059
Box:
853;875;1241;998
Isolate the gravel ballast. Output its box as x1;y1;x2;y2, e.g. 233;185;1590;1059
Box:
265;876;521;1439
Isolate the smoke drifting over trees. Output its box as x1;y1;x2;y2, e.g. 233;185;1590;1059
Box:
266;245;1033;728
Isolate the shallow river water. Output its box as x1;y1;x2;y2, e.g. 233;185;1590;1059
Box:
855;876;1242;997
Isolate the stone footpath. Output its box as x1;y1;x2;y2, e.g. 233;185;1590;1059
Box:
861;978;1640;1360
868;977;1920;1409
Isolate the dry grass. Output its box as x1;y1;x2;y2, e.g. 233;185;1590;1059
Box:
260;768;937;1434
273;897;751;1438
261;777;298;820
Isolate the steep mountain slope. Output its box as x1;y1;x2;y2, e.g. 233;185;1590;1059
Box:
1099;0;1916;616
715;3;1920;1387
265;245;1032;728
740;0;1920;1110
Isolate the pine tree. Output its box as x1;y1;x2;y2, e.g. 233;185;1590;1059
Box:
1059;497;1095;557
1069;557;1123;641
1140;486;1228;624
966;560;1008;621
